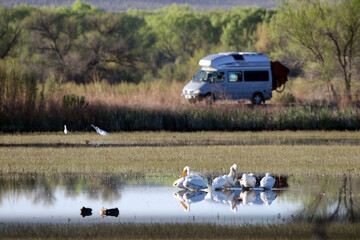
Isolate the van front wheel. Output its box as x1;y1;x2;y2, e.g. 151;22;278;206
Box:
205;93;215;105
251;93;263;105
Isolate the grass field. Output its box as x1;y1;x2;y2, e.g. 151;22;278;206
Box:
1;131;360;239
1;222;360;239
1;131;360;176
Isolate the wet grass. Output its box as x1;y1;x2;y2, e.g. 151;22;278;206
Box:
1;131;360;176
1;222;360;239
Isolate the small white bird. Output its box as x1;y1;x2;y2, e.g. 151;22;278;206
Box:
260;173;276;190
64;125;68;135
238;173;256;189
91;124;109;136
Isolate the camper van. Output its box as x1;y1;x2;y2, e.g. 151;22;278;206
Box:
182;52;273;104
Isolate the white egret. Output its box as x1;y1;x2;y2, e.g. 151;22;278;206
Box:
212;164;238;190
173;166;208;191
260;173;276;190
238;173;256;189
91;124;109;135
64;125;68;135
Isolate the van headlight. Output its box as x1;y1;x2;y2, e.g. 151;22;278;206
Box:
193;90;202;94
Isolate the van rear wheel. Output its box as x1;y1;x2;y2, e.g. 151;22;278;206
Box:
251;93;263;105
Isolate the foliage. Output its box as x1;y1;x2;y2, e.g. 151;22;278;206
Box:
270;0;360;100
274;92;296;104
0;3;276;84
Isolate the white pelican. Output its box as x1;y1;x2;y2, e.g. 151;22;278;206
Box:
175;166;208;191
173;177;186;189
184;176;208;191
238;173;256;189
91;124;109;135
211;164;238;190
64;125;68;135
260;173;276;190
260;190;276;205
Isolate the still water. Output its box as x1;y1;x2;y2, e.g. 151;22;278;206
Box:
0;174;358;225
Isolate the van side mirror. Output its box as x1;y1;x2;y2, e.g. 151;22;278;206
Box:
210;77;215;84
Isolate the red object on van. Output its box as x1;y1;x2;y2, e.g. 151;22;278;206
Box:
271;61;290;91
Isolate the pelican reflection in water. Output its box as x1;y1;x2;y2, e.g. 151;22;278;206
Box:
209;190;239;212
174;190;208;211
173;189;277;212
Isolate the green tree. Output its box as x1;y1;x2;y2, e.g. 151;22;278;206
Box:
77;12;147;83
220;7;274;51
0;6;24;59
271;0;360;101
26;9;78;73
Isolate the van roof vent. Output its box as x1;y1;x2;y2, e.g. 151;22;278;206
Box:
232;54;244;61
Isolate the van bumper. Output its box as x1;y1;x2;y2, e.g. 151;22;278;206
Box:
182;94;205;100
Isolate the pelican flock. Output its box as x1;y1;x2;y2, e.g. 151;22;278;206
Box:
174;165;276;191
173;165;278;212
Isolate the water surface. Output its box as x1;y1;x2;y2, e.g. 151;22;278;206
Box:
0;174;358;225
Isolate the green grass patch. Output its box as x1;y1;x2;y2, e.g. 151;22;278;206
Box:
1;222;360;239
1;131;360;176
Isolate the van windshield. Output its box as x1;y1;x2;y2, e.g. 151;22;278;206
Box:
192;70;214;82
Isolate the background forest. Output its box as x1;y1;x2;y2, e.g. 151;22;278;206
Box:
0;0;360;132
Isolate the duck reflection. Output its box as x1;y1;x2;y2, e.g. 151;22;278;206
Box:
99;207;119;218
80;206;92;217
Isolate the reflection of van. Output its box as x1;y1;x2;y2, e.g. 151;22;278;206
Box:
182;52;273;104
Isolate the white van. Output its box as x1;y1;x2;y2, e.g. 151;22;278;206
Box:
182;52;273;104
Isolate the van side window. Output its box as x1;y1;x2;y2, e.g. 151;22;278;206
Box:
216;72;225;82
228;71;242;82
244;71;269;82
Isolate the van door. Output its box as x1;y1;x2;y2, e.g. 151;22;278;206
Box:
210;71;229;100
243;70;271;99
226;71;244;99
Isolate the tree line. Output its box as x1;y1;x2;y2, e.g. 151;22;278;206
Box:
0;0;359;107
0;1;275;84
0;0;277;11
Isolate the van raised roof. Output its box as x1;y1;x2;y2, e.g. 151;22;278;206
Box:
199;52;270;69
